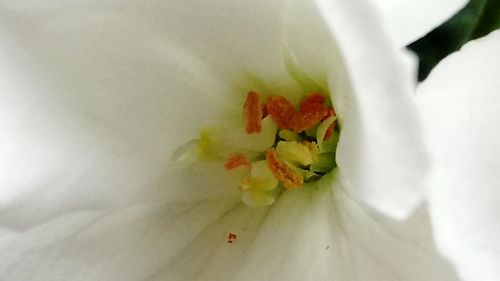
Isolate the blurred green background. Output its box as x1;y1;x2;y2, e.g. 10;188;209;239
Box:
407;0;500;81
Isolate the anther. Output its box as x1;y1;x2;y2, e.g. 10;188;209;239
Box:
323;107;336;140
266;149;303;189
265;93;330;133
265;95;296;130
225;153;251;170
244;91;263;134
292;93;329;133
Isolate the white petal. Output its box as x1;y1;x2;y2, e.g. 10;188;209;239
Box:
0;0;430;222
236;173;459;281
369;0;467;47
0;0;295;222
0;200;248;281
0;1;448;280
417;30;500;281
0;19;231;226
0;173;459;281
312;0;428;219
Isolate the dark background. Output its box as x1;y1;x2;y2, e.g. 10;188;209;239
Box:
407;0;500;81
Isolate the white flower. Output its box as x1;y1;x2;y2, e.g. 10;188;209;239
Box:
0;0;467;280
417;30;500;281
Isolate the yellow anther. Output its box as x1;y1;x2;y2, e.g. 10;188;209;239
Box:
240;178;278;192
301;141;319;163
276;141;318;166
239;160;278;206
266;148;303;189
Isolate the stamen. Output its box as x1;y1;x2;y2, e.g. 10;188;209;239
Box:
276;141;316;166
244;91;263;134
262;102;269;118
292;93;329;133
316;114;337;150
301;141;319;163
225;153;251;170
265;95;296;130
299;93;326;112
323;107;336;140
191;89;339;208
265;93;330;133
266;148;303;189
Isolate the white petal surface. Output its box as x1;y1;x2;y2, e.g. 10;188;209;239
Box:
0;0;427;223
0;174;459;281
369;0;467;47
0;0;296;227
314;0;428;219
417;30;500;281
0;0;453;280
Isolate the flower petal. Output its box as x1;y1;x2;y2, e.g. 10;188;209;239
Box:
0;16;234;226
0;0;297;224
369;0;468;47
417;30;500;281
0;173;459;281
236;173;459;281
0;200;250;281
309;0;429;218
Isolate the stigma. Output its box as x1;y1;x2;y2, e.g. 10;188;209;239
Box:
197;91;339;207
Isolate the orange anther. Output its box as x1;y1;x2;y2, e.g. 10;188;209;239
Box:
265;93;330;134
324;126;334;140
266;149;303;189
300;93;326;112
244;91;262;134
292;93;329;133
225;153;251;170
324;107;336;119
323;107;336;140
265;95;296;130
262;102;269;118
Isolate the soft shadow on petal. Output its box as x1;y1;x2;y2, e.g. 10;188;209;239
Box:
0;172;459;281
369;0;467;47
0;17;232;228
314;0;428;219
0;1;451;280
0;0;297;228
0;200;256;281
282;0;351;113
235;172;459;281
417;30;500;281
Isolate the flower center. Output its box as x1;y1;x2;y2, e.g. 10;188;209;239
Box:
194;91;339;207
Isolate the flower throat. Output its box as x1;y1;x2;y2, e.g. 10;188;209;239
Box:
199;91;339;207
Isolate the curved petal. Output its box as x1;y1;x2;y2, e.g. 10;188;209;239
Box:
236;174;458;281
0;174;459;281
0;0;430;223
312;0;428;219
0;0;297;226
0;20;232;227
1;0;301;94
417;30;500;281
0;1;449;280
369;0;467;47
